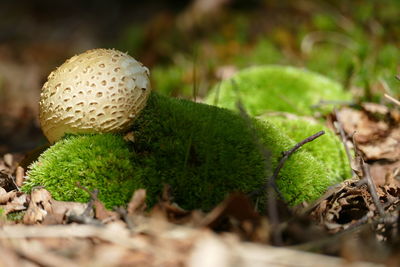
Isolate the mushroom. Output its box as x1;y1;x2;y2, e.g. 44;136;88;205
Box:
39;48;151;143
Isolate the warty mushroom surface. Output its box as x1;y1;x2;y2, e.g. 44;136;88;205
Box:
39;48;151;143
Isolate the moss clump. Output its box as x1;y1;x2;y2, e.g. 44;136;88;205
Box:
130;93;269;210
266;116;351;184
25;93;345;210
206;65;351;116
24;134;144;209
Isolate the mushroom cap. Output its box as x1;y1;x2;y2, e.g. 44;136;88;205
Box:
39;48;151;143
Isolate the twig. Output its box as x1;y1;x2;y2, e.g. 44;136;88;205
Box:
66;182;103;225
270;131;325;244
250;131;325;198
384;93;400;106
231;79;281;244
76;182;98;217
334;109;356;177
67;214;102;226
266;130;325;195
358;159;385;217
281;131;325;161
250;130;325;245
230;80;327;245
352;136;385;217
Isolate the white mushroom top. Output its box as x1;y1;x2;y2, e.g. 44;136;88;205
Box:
39;48;151;143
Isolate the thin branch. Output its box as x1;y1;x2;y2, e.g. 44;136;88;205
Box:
283;131;325;159
76;182;98;217
384;93;400;106
230;80;326;245
358;159;385;217
250;130;325;245
250;130;325;198
334;109;356;177
351;136;385;217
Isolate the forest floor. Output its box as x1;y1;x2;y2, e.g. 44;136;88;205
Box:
0;0;400;266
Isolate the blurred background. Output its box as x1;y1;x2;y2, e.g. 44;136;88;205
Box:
0;0;399;154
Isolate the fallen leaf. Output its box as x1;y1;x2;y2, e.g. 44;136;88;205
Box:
0;188;17;204
338;107;389;144
127;189;147;216
23;188;53;224
198;193;265;241
0;193;28;215
358;127;400;161
93;199;119;222
149;185;193;224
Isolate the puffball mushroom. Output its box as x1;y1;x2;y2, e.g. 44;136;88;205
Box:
39;48;151;143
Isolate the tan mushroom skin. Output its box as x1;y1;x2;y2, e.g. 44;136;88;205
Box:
39;49;151;143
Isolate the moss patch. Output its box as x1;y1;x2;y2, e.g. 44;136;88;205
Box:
24;134;144;209
206;65;351;116
25;93;345;210
266;116;351;184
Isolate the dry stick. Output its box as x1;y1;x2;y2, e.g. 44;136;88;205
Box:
67;182;102;225
269;130;326;194
384;93;400;106
334;109;356;177
230;81;326;245
76;182;98;217
251;130;325;245
352;135;386;217
358;159;385;217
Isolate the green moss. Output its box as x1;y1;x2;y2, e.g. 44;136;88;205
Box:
206;65;351;116
25;93;345;210
24;134;144;209
265;116;351;184
151;64;193;96
130;93;270;210
134;94;345;207
6;211;25;222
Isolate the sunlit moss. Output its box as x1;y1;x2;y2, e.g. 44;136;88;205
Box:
206;65;352;116
24;134;143;209
265;115;351;184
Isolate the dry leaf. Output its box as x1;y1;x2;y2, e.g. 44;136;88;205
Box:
338;107;389;144
23;188;53;224
127;189;147;215
0;188;17;204
93;199;119;222
1;193;28;215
